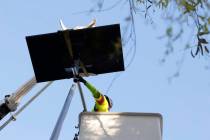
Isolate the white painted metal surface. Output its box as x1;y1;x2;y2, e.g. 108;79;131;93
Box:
79;112;162;140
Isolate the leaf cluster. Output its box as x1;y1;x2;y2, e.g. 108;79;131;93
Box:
142;0;210;57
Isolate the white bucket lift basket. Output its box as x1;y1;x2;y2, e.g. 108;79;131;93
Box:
78;112;163;140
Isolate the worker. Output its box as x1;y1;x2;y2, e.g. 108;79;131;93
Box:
73;76;113;112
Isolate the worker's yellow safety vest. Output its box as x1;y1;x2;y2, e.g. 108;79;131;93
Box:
85;82;109;112
92;95;109;112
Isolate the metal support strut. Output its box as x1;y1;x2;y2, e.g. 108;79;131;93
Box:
72;67;87;112
50;84;76;140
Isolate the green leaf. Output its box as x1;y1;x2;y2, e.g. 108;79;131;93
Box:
204;24;209;32
198;31;209;36
200;38;208;44
158;0;169;8
181;1;196;13
208;17;210;25
199;24;209;36
166;27;173;37
198;15;206;21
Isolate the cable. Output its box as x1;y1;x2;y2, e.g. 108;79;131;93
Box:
105;72;123;95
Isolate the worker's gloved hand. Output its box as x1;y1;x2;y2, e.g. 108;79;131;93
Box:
73;75;86;84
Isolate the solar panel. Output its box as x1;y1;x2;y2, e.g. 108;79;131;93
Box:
26;24;124;82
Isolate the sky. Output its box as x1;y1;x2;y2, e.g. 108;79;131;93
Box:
0;0;210;140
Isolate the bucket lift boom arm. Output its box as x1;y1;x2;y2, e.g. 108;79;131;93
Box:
0;77;37;120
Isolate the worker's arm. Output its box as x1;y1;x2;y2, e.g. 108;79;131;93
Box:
84;81;109;110
74;76;102;99
84;81;101;98
73;76;109;112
